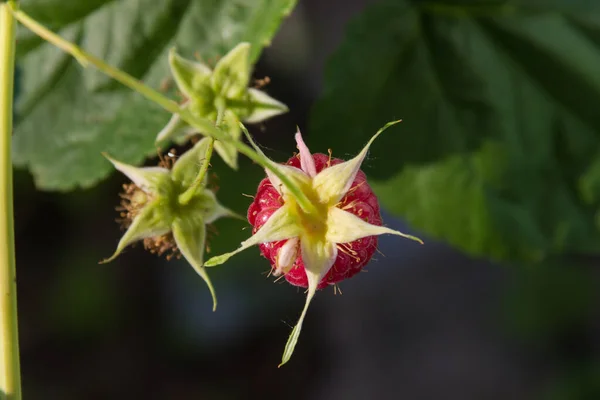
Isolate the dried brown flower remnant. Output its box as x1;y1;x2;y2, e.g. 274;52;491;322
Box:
143;233;181;261
116;183;149;229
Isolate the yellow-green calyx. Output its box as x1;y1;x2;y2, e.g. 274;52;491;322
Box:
289;192;329;240
155;42;289;169
101;138;240;311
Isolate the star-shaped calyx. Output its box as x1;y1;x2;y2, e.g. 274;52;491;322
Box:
101;138;240;310
156;42;288;169
205;121;423;365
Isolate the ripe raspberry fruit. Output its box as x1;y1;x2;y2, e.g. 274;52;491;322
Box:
248;153;382;289
205;122;422;366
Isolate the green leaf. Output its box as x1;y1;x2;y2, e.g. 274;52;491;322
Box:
310;0;600;180
310;0;600;262
15;0;111;56
372;138;600;263
580;151;600;204
371;144;539;262
14;42;171;190
411;0;600;17
480;16;600;144
310;0;497;179
18;0;111;27
15;0;297;190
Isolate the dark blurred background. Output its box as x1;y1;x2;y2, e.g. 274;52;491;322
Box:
12;0;600;399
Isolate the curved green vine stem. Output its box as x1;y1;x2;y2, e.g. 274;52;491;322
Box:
178;138;214;205
0;1;22;399
10;5;318;216
178;101;226;206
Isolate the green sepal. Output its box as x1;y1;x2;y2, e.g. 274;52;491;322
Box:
101;199;172;263
155;103;196;144
204;204;301;267
279;288;315;368
213;110;242;169
199;190;244;223
103;153;171;194
171;215;217;310
236;88;289;123
168;48;212;99
171;137;212;188
279;238;337;367
211;42;251;98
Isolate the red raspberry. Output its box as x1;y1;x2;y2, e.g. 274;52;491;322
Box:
247;153;382;289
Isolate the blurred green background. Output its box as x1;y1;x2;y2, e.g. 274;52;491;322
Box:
10;0;600;399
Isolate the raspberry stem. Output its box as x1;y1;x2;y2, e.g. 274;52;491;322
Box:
179;101;226;205
0;1;22;398
178;137;214;205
